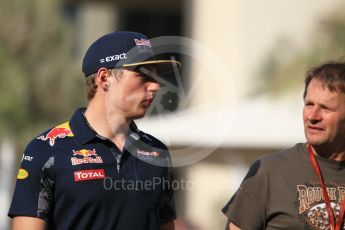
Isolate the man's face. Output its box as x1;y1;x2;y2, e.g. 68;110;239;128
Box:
303;79;345;150
106;65;160;120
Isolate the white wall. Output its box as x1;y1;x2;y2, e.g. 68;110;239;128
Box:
189;0;344;103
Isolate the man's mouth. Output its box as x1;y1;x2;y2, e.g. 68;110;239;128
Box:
307;125;324;133
142;97;154;107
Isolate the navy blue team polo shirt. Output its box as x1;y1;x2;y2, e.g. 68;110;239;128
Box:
8;108;176;230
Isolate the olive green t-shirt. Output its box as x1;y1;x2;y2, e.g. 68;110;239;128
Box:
222;143;345;230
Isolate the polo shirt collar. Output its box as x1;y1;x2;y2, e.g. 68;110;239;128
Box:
69;108;142;145
69;108;97;144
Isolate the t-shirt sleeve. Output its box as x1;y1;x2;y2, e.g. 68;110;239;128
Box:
8;139;54;221
222;159;269;230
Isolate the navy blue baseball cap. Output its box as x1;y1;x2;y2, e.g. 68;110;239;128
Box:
82;31;181;77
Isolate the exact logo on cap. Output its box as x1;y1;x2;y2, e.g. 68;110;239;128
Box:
99;53;127;64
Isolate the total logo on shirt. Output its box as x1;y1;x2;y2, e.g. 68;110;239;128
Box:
74;169;105;182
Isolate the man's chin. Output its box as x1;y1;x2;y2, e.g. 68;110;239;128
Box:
306;138;326;146
129;112;146;120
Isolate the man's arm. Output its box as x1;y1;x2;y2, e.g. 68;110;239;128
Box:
12;216;47;230
225;220;242;230
8;139;54;225
160;220;174;230
222;159;267;230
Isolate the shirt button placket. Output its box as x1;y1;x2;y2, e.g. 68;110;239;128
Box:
111;148;121;173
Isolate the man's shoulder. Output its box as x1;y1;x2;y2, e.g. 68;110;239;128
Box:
135;129;173;165
242;143;306;182
137;130;168;150
257;143;306;169
35;121;75;147
25;121;74;154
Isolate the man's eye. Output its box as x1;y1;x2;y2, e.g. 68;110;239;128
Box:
138;73;154;81
137;72;146;77
138;74;148;79
321;105;334;111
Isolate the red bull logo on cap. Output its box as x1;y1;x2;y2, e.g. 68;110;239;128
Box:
37;122;74;146
71;149;103;166
134;38;151;47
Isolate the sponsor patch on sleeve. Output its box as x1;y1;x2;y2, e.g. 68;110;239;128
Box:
21;154;34;162
17;168;29;180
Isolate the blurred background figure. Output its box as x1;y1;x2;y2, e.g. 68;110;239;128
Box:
1;0;345;229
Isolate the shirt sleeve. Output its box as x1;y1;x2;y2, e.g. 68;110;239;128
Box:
159;155;176;224
222;159;268;230
8;139;55;221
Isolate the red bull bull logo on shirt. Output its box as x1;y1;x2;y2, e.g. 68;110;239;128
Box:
71;149;103;166
37;122;74;146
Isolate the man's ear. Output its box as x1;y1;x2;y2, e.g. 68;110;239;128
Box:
95;68;111;90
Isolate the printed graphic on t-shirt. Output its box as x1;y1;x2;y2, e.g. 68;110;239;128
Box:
297;183;345;229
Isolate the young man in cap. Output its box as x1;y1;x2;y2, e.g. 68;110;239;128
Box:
223;61;345;230
9;31;180;230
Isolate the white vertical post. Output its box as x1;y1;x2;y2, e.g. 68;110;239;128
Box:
0;138;16;230
77;2;119;57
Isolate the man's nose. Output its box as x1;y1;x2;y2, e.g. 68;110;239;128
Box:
148;81;161;92
308;107;322;123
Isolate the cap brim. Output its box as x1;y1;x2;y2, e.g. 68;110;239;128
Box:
123;60;181;75
123;59;181;67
